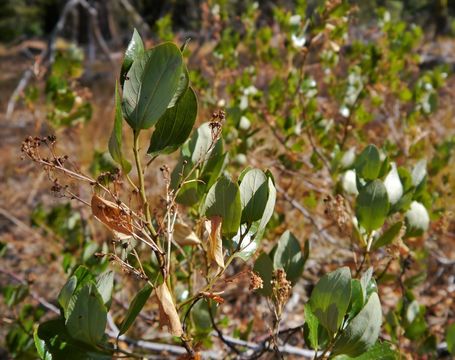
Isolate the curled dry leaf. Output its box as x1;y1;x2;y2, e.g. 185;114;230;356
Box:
156;282;183;337
91;194;133;237
174;222;201;246
205;216;225;269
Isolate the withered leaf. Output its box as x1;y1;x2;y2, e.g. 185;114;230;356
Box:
91;194;133;236
174;222;201;246
156;282;183;337
205;216;225;269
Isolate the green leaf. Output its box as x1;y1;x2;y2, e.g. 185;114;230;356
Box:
35;318;111;360
147;87;197;157
122;43;183;130
253;252;274;296
120;29;144;87
119;284;153;336
348;280;364;320
95;271;114;306
272;230;306;283
108;82;132;173
371;222;402;250
240;168;269;223
356;180;389;233
167;65;189;108
65;284;107;346
304;304;319;350
202;175;242;237
332;292;382;357
332;341;398;360
72;266;95;292
309;267;352;334
355;145;381;180
360;268;374;300
34;326;53;360
255;176;277;241
58;275;77;316
446;323;455;354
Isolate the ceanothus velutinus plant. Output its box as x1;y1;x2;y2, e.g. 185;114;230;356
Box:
23;28;435;359
27;29;280;358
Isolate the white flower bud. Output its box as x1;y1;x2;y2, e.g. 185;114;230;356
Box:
342;170;358;196
405;201;430;233
239;116;251;130
384;163;403;205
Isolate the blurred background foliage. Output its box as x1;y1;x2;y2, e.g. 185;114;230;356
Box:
1;0;455;44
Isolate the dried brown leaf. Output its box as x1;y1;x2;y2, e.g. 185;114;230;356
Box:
156;282;183;337
91;194;133;236
205;216;224;269
174;222;201;246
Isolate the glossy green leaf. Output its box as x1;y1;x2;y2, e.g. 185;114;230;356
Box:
360;268;374;300
108;82;132;173
355;145;381;180
147;87;197;157
348;279;364;320
371;222;402;250
309;267;352;334
122;43;183;130
253;252;274;296
202;175;242;237
95;271;114;306
167;65;189;108
272;230;305;283
66;284;107;346
332;292;382;357
240;168;269;223
356;180;389;233
120;29;144;87
200;141;227;190
255;176;277;241
58;275;77;316
119;284;153;336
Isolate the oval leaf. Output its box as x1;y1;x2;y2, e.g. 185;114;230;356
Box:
119;284;153;336
253;252;274;296
273;230;305;283
240;168;269;223
309;267;352;334
202;175;241;237
356;180;389;233
371;222;402;250
355;145;381;180
147;87;197;157
95;271;114;306
65;284;107;346
332;292;382;357
122;43;183;130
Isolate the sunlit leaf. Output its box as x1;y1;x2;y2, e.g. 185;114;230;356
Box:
122;43;183;130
